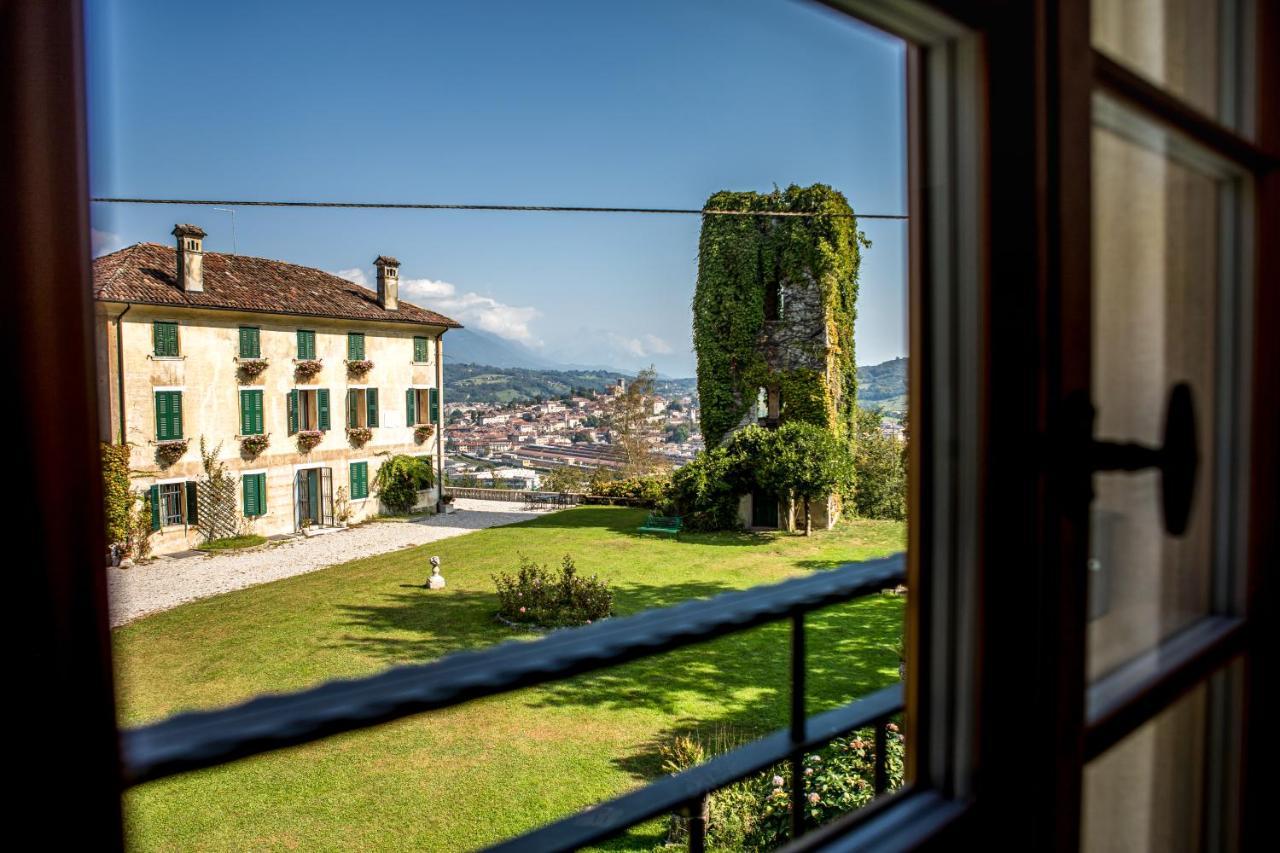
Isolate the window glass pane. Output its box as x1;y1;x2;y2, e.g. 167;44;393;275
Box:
159;483;183;526
1092;0;1248;133
1082;661;1241;852
1088;95;1245;680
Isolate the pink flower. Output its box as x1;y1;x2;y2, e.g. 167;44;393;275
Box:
886;723;899;733
804;767;814;776
772;775;784;787
808;793;820;804
519;606;526;613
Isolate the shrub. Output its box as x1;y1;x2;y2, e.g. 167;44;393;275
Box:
661;721;905;850
493;554;613;628
101;442;132;546
374;454;435;513
588;473;671;507
665;447;741;530
853;407;906;520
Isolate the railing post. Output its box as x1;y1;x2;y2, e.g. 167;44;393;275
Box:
874;717;888;796
687;793;709;853
790;611;806;840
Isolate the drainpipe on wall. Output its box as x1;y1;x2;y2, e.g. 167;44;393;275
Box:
436;331;446;511
115;303;132;444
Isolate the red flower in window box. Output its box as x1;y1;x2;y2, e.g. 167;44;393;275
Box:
345;359;374;376
236;358;269;381
346;426;373;446
293;359;323;380
154;438;189;467
240;434;271;457
296;430;324;452
414;424;436;443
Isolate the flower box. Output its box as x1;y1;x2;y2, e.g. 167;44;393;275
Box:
155;438;189;467
296;430;324;452
240;434;271;456
414;424;436;443
345;359;374;376
236;358;269;380
346;426;373;446
293;359;323;380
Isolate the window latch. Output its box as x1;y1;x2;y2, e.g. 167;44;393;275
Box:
1088;382;1199;536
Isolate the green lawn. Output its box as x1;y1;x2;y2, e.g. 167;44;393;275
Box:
116;507;905;851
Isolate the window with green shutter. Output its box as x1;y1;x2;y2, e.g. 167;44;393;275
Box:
153;321;179;357
366;388;379;427
348;332;365;360
154;390;183;440
350;461;369;500
243;473;267;517
239;389;264;436
406;388;418;425
297;329;316;360
287;389;299;434
317;388;331;431
429;387;440;424
413;336;429;363
238;326;261;359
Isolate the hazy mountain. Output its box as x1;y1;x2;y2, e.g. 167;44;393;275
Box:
859;356;908;413
441;328;563;370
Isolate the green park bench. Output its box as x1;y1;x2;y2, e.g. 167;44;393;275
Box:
638;514;683;537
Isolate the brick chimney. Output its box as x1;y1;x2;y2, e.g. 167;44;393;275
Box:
374;255;400;310
172;224;206;292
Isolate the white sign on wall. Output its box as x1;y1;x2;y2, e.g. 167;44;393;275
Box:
381;409;403;429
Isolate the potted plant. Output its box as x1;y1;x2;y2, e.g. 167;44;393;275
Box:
294;359;323;380
346;426;373;446
240;434;271;457
296;429;323;452
346;359;374;376
414;424;435;443
440;493;456;514
155;438;189;467
236;358;269;380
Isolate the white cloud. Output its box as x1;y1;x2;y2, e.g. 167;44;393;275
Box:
92;228;126;257
330;268;541;346
610;332;673;358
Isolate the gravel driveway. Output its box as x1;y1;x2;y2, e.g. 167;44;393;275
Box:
108;499;553;627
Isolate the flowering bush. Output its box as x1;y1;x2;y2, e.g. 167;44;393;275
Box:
294;359;323;380
296;430;323;452
414;424;436;443
236;358;268;380
493;554;613;629
240;434;270;457
155;438;188;467
346;426;373;445
346;359;374;375
661;721;905;850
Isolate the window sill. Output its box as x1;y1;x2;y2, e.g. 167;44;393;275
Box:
148;354;186;362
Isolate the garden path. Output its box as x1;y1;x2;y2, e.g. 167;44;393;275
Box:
108;499;552;626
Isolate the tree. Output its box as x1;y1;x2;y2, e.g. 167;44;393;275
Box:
853;407;906;520
664;423;691;444
604;365;664;476
542;467;586;493
374;455;435;513
758;422;855;535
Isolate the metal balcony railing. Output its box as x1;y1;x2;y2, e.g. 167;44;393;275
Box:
121;553;907;850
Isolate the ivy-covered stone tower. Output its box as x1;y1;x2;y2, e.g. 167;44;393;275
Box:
693;184;864;450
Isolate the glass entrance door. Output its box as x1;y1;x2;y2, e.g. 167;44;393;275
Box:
296;468;334;529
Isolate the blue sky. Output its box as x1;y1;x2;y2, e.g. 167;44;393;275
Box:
86;0;907;376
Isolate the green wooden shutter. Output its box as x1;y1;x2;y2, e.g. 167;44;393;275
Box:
172;391;183;439
149;485;160;530
429;387;440;424
257;474;268;515
244;473;266;517
414;336;428;363
366;388;379;427
406;389;417;425
287;389;299;434
185;481;199;525
239;327;260;359
347;390;358;428
317;388;331;431
252;390;264;435
240;390;252;435
348;332;365;360
153;321;178;357
297;329;315;359
155;392;168;441
350;462;368;500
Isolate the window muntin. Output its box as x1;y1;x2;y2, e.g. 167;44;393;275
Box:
297;329;316;360
238;326;260;359
158;483;184;526
153;321;179;357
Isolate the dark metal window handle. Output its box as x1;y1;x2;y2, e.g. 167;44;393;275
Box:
1090;382;1199;536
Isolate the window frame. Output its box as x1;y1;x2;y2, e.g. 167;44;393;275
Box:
347;331;364;361
296;329;316;360
153;387;184;441
238;387;265;437
349;461;369;500
238;325;261;360
152;319;180;358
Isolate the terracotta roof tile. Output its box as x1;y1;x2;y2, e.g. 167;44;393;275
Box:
92;243;461;329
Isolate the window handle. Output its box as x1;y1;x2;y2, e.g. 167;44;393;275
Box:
1089;382;1199;536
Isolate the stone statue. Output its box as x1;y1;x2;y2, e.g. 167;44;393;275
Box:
426;555;446;590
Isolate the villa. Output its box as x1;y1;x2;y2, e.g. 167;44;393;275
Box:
92;225;460;553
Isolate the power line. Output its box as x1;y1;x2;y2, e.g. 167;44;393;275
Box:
90;196;908;220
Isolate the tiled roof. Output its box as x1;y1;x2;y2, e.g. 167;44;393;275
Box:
92;242;461;329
